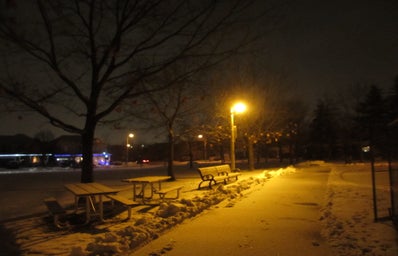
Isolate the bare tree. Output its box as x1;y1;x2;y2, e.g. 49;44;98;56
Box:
0;0;269;182
127;63;207;180
202;57;302;169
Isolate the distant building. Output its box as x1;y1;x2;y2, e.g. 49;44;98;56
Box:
0;134;110;168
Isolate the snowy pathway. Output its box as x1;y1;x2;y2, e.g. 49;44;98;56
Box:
132;168;333;256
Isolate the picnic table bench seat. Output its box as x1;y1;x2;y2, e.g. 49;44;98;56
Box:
43;197;70;229
107;194;138;219
197;164;241;189
154;185;184;200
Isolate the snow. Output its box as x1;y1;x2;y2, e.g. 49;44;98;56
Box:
1;162;397;255
320;163;397;255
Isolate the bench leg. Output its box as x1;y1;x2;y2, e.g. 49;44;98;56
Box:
209;180;217;189
198;180;205;190
198;180;212;189
198;180;217;189
127;206;132;220
53;214;70;229
158;189;182;201
109;199;133;220
54;215;62;229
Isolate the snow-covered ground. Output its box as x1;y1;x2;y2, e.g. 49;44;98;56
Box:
1;162;397;255
320;163;397;255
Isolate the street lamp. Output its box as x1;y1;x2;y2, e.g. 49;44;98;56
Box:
126;133;134;165
230;102;246;170
198;134;207;160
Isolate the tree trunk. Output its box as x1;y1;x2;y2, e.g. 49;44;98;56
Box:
246;137;255;170
255;144;260;164
167;129;176;180
264;144;269;163
188;141;193;169
80;128;95;183
219;144;225;163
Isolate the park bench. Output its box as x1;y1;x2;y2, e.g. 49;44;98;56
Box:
197;164;241;189
43;197;70;229
216;164;241;180
107;194;138;220
154;185;184;200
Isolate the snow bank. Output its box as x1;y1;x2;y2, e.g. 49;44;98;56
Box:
265;165;296;178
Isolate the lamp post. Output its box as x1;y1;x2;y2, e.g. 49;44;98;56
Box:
198;134;207;160
126;133;134;165
230;102;246;170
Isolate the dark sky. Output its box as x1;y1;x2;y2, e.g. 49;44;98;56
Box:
268;0;398;102
1;0;398;144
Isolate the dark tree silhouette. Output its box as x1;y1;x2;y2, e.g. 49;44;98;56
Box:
308;99;339;160
355;85;387;155
0;0;270;182
386;77;398;125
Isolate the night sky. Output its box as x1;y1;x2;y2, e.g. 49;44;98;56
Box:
1;0;398;144
266;0;398;102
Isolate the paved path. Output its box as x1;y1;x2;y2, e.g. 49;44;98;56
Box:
132;168;333;256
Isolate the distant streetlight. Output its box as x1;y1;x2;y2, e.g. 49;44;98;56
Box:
126;133;134;165
198;134;207;160
230;102;246;170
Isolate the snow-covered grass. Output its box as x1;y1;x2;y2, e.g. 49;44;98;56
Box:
320;163;397;256
1;163;397;256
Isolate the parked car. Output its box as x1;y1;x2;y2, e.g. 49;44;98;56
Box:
136;158;149;164
110;161;123;166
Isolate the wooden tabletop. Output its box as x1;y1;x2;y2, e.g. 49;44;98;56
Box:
64;182;118;196
122;176;171;184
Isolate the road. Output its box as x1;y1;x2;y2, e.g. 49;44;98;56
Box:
132;167;334;256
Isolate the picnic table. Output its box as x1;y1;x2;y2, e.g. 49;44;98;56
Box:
122;176;172;202
64;182;118;224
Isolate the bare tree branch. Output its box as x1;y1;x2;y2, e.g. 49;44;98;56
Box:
0;0;279;182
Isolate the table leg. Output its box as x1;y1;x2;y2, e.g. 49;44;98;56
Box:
89;196;96;211
84;196;91;225
150;182;158;198
99;195;104;221
133;183;137;201
74;196;79;212
142;183;148;199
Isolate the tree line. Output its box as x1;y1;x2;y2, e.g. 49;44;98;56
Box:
306;81;398;163
175;77;398;171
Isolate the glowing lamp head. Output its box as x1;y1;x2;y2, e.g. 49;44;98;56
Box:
231;102;247;114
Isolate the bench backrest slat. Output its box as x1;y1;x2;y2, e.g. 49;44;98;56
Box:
197;166;218;179
198;165;233;180
215;164;232;174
